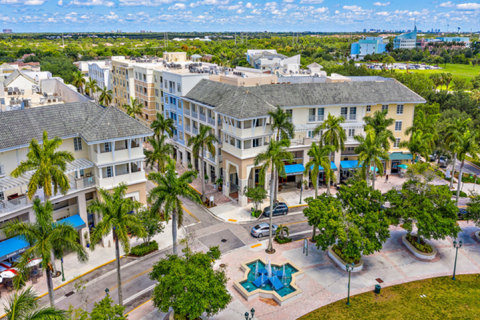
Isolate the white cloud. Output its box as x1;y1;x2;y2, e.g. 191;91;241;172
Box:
343;5;361;11
58;0;62;4
251;8;261;13
299;0;323;3
168;3;185;10
439;1;454;7
245;1;252;8
120;0;184;6
375;11;388;15
456;3;480;10
70;0;115;6
283;0;294;2
236;8;244;13
225;4;241;9
372;2;390;6
334;9;339;14
189;0;228;6
312;6;327;13
0;0;46;4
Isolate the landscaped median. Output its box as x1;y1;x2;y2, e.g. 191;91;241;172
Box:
299;274;480;320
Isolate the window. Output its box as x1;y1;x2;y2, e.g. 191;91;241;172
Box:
366;105;371;112
156;102;160;111
179;116;183;126
169;97;177;106
143;74;146;82
154;75;157;83
308;130;314;138
348;129;355;137
143;87;147;94
396;104;404;115
73;137;82;151
179;131;183;141
394;138;401;148
349;107;357;120
395;121;402;131
177;83;181;93
237;140;241;149
341;107;348;118
135;72;138;79
135;85;138;92
0;191;4;201
155;89;159;97
164;80;168;88
346;147;355;151
236;120;242;129
382;105;388;112
104;142;111;152
317;108;324;121
106;166;113;178
253;138;261;148
178;100;182;109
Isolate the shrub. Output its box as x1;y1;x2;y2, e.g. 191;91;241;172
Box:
274;236;292;244
130;240;159;257
406;234;433;253
451;190;468;197
332;244;360;264
251;209;262;218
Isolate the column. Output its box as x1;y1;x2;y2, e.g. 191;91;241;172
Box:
111;141;115;162
302;148;310;186
128;138;131;158
334;151;341;183
77;193;90;247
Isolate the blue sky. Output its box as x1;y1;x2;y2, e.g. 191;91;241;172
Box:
1;0;480;33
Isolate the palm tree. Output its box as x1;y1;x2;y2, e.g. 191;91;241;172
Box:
254;139;294;253
11;130;74;200
2;199;88;307
187;124;218;203
148;158;202;254
314;114;346;190
72;70;85;94
355;128;389;189
442;73;453;91
88;184;146;306
144;135;174;173
84;77;98;100
304;142;335;197
405;109;440;150
275;225;289;240
445;118;472;189
450;130;480;204
400;130;433;162
98;86;113;107
268;107;295;201
150;112;175;139
124;97;143;119
4;286;67;320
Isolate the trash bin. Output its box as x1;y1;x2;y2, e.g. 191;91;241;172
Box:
375;284;381;294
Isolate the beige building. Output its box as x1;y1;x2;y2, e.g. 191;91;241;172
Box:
0;102;153;261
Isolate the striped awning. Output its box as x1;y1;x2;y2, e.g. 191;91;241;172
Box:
0;158;94;192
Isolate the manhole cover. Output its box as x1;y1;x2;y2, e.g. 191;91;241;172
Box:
376;278;384;284
221;239;227;243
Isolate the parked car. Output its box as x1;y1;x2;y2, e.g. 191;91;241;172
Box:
263;202;289;217
458;208;468;220
251;223;278;238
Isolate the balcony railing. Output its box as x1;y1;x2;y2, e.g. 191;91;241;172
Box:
349;114;357;120
75;176;96;189
192;127;198;135
186;124;191;132
0;195;28;214
208;117;215;125
192;111;198;118
317;115;324;121
173;135;178;141
185;109;190;116
199;114;206;122
308;115;315;122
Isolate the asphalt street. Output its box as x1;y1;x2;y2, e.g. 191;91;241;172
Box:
449;159;480;177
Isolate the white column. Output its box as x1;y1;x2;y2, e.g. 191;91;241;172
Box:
111;141;115;162
334;151;341;183
128;139;131;158
97;144;100;154
99;167;103;179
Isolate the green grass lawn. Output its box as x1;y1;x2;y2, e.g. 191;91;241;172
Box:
397;63;480;82
299;275;480;320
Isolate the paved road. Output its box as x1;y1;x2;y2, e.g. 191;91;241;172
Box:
449;160;480;177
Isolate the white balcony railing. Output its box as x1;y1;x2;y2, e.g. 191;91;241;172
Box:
349;114;357;120
185;109;190;116
317;115;324;121
208;117;215;126
186;124;191;132
199;114;206;122
192;127;198;135
192;111;198;118
0;195;28;214
308;115;315;122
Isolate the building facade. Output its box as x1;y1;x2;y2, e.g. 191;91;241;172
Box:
350;37;387;59
394;27;418;50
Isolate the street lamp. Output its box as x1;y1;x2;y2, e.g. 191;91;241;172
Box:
452;240;463;280
346;263;355;306
245;308;255;320
105;288;110;296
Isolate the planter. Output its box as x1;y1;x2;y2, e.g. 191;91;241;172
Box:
327;246;363;272
402;234;437;260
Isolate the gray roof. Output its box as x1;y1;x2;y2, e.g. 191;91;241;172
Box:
185;79;426;119
3;70;36;87
0;101;153;151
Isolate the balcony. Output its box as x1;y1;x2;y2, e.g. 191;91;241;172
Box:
186;124;191;132
191;111;198;118
173;135;178;141
208;117;215;126
308;115;315;122
349;114;357;121
199;113;206;122
74;176;96;189
185;109;190;116
317;115;324;121
0;195;29;214
192;127;199;135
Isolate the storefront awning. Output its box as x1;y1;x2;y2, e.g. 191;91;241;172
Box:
57;214;86;231
340;160;359;170
284;164;305;176
388;152;413;161
310;161;338;172
0;236;29;262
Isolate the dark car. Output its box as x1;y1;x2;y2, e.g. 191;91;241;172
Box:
251;223;278;238
458;208;468;220
263;202;289;217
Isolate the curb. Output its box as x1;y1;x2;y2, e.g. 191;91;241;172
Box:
125;298;153;315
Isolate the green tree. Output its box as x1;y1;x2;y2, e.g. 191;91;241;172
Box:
84;77;98;100
133;207;164;245
124;97;143;119
400;130;433;161
148;158;202;254
4;286;67;320
303;142;335;197
150;112;175;139
89;295;126;320
268;107;295;201
149;241;231;319
315;114;346;190
72;70;85;94
466;192;480;228
254;139;294;253
244;186;268;215
355;128;389;189
144;134;173;173
187;124;218;202
98;86;113;107
405;109;440;150
11;130;74;200
305;181;389;263
441;72;453;91
2;200;88;307
445;118;472;189
275;224;290;240
88;184;146;306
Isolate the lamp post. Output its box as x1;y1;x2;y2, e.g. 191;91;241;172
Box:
244;308;255;320
346;263;355;306
452;240;463;280
105;288;110;296
61;257;65;282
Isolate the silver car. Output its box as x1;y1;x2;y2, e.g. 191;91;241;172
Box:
251;223;278;238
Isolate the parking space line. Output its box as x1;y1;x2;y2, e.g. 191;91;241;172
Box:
251;243;262;248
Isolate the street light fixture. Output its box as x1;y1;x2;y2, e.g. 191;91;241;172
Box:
105;288;110;296
244;308;255;320
346;263;355;306
452;240;463;280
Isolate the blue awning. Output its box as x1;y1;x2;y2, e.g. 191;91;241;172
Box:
0;236;29;262
57;214;86;231
340;160;359;170
310;161;338;172
284;164;305;176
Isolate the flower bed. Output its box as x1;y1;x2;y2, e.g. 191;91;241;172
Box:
327;245;363;272
402;234;437;260
274;236;293;244
406;234;433;253
129;240;158;257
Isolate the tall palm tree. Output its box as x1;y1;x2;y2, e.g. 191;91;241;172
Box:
364;110;395;177
4;286;67;320
405;109;440;150
442;73;453;91
187;124;218;203
400;130;433;162
254;139;293;253
11;130;74;200
124;97;143;119
268;107;295;200
304;142;335;197
98;86;113;107
2;200;88;307
355;128;389;189
144;135;174;173
445;118;472;189
72;70;85;94
451;130;480;204
88;184;146;306
84;77;98;100
150;112;175;139
148;158;202;254
314;114;346;190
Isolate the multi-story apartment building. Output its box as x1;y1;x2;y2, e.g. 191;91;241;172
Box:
87;58;125;98
183;79;425;205
110;58;137;110
0;102;153;262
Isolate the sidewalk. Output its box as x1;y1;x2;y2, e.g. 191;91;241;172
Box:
0;220;184;316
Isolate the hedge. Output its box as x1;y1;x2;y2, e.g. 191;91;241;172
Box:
406;234;433;253
130;240;159;257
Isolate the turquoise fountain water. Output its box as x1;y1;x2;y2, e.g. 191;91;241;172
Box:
240;259;298;297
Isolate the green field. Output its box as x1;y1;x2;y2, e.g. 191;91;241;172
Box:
299;275;480;320
398;63;480;82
